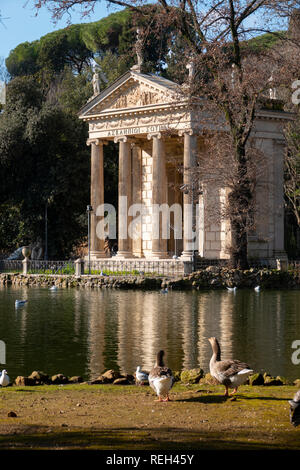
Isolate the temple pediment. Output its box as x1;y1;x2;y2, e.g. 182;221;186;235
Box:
79;70;181;119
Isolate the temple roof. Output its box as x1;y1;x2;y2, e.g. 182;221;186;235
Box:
79;70;183;120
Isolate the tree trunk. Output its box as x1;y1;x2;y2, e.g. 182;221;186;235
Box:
228;144;251;269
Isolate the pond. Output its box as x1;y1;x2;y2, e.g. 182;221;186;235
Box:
0;286;300;382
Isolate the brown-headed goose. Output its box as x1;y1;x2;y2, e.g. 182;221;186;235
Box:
289;389;300;427
148;350;174;402
208;337;253;396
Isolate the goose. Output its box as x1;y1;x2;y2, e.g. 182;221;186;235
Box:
226;286;237;292
15;300;27;308
148;350;174;402
0;370;10;387
135;366;149;385
254;286;260;292
289;389;300;427
208;337;253;396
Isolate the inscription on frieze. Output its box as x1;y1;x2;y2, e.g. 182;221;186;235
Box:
107;124;168;136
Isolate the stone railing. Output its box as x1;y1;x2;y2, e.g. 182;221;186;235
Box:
81;258;188;276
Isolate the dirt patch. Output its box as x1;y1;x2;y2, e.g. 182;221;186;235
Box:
0;383;298;450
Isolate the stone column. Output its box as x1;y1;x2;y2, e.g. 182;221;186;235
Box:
87;138;106;258
179;129;198;261
131;142;142;257
148;132;168;259
114;136;133;258
273;139;288;263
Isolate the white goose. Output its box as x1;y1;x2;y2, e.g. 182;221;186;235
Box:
135;366;149;385
0;370;10;387
208;337;253;396
289;389;300;427
149;350;174;402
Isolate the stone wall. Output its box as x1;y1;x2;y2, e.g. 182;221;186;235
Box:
1;267;300;290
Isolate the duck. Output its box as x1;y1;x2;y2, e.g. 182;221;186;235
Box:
254;286;260;292
208;337;253;396
0;370;10;387
148;350;174;402
226;286;237;292
15;300;27;308
289;389;300;427
135;366;149;385
49;286;58;291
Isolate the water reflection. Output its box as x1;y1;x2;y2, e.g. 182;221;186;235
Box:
0;287;300;381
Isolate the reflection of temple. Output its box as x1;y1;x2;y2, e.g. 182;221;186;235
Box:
79;63;289;264
86;291;236;376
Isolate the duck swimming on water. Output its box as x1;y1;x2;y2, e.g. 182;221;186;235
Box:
149;350;174;402
208;337;253;396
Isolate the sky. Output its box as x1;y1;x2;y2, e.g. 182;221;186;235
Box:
0;0;120;60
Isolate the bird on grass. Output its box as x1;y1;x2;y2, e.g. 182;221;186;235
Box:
289;389;300;427
149;350;174;402
135;366;149;385
208;337;253;397
0;370;10;387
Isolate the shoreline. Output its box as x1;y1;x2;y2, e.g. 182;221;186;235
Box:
1;266;300;290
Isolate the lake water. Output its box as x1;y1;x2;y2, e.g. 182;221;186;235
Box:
0;286;300;382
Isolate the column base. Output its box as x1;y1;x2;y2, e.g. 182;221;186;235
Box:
115;251;135;259
179;251;195;262
150;252;169;260
89;251;110;259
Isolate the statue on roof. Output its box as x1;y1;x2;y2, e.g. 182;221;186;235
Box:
92;71;100;96
131;28;144;73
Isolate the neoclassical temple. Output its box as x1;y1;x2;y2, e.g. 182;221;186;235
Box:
79;65;290;265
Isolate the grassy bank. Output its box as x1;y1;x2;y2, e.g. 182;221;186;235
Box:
0;383;299;450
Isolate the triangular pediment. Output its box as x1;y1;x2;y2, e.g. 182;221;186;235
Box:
79;71;181;119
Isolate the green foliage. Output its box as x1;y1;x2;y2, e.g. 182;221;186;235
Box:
0;6;184;258
57;67;93;114
244;31;285;53
0;76;90;258
6;42;40;77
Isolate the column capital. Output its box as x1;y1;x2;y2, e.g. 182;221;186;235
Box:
178;129;194;137
147;132;162;140
87;138;102;146
114;136;128;144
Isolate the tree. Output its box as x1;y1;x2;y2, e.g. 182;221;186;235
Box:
0;76;90;258
31;0;300;268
